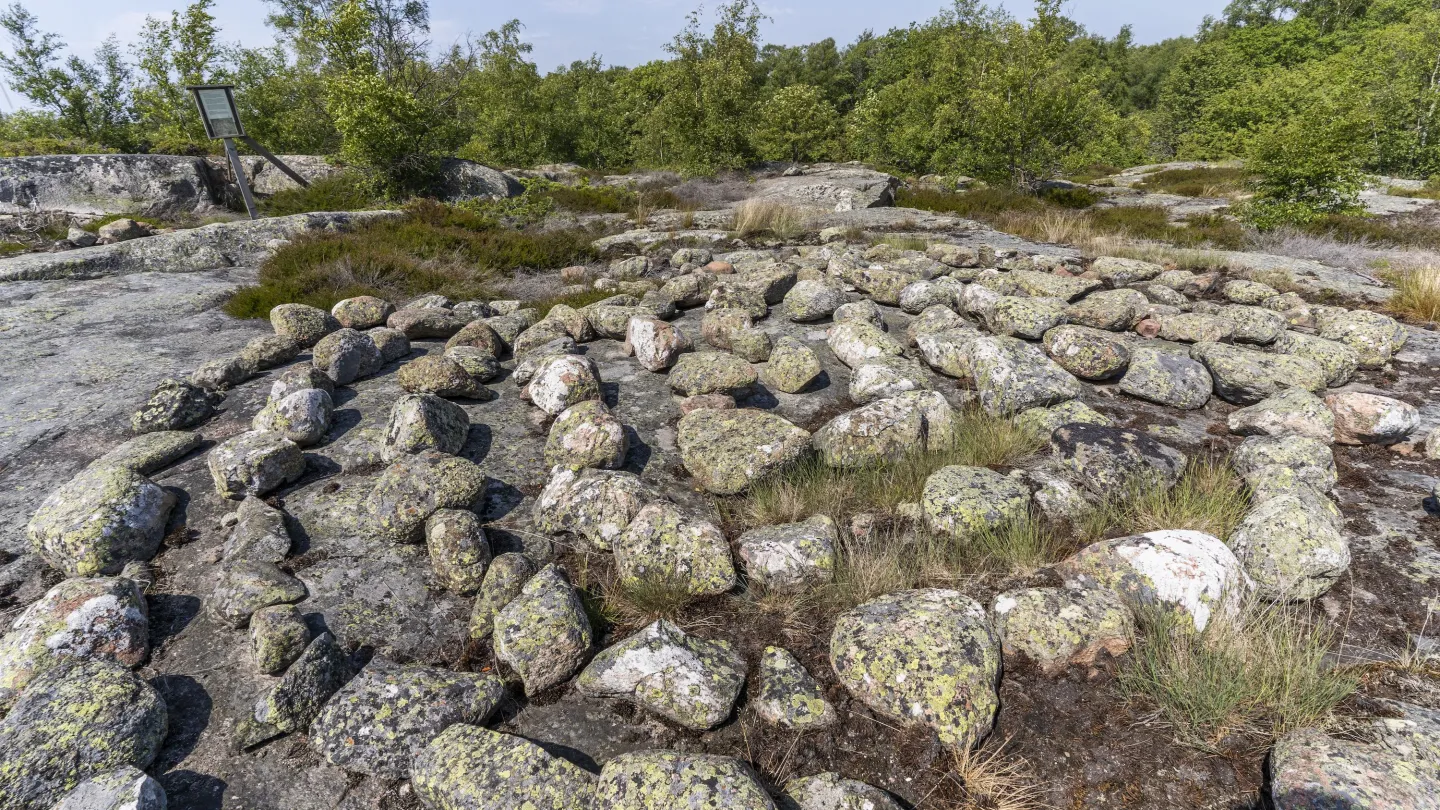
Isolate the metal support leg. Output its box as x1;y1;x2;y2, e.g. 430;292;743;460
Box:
223;137;259;220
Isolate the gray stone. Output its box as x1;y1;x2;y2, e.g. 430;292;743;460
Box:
28;464;176;577
737;515;837;592
91;431;200;475
1231;434;1337;492
761;337;823;394
986;295;1068;339
224;495;292;563
364;450;488;543
545;400;628;470
526;354;602;414
1190;342;1327;405
311;328;382;385
1043;325;1130;380
677;408;810;495
398;354;485;399
469;553;535;640
577;619;746;730
1228;389;1335;441
130;378;220;433
383;393;470;460
813;391;956;467
755;646;836;730
51;765;166;810
533;467;656;551
922;465;1031;540
411;725;595;810
330;295;394;330
250;604;311;675
190;355;254;391
971;336;1085;415
1230;495;1349;600
494;564;592;695
1118;347;1212;410
1051;423;1187;495
991;586;1133;675
613;501;736;597
250;632;352;737
208;430;306;499
271;303;339;347
425;509;491;594
1326;391;1420;445
848;356;930;403
209;559;307;629
253;387;333;446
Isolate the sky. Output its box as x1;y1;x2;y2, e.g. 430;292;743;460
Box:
10;0;1230;109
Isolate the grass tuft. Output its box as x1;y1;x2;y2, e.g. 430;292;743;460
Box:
945;741;1052;810
599;574;698;630
1077;457;1250;545
223;199;596;318
732;198;807;239
1382;264;1440;322
869;234;928;252
1119;600;1359;751
1136;166;1252;198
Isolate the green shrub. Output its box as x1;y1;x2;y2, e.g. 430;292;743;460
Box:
260;171;381;216
1038;185;1100;208
0;137;114;157
0;240;26;254
1137;167;1252;197
223;199;596;318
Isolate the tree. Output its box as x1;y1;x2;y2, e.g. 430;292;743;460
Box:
132;0;225;153
752;84;838;163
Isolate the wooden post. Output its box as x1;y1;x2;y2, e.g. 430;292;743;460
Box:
223;137;258;220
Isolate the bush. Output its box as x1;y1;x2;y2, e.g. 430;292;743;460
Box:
260;171;381;216
1239;114;1365;230
0;137;114;156
1137;167;1252;197
223;200;596;318
1037;185;1100;208
896;186;1048;218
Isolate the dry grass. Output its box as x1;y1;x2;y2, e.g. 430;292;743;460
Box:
731;198;807;239
870;234;929;252
1077;457;1250;545
1119;599;1360;751
1135;166;1253;198
1381;263;1440;322
936;741;1052;810
733;407;1045;529
599;574;698;630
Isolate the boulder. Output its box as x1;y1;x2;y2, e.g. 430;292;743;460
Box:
240;333;302;370
51;766;166;810
613;501;736;596
130;378;220;433
830;589;1000;748
782;773;903;810
0;659;168;809
737;515;837;592
1117;347;1212;410
383;393;470;459
370;326;412;362
330;295;394;330
0;153;216;216
1221;279;1278;304
1011;269;1101;301
469;553;535;640
1272;331;1359;387
253;387;333;446
827;321;905;369
91;430;201;476
1091;257;1162;286
1051;423;1187;495
269;366;334;402
250;604;311;675
754;163;899;210
1231;434;1337;491
532;467;656;550
545;400;629;470
628;316;692;371
832;299;886;327
1042;325;1130;380
848;356;930;403
577;619;746;729
668;351;759;396
1190;342;1327;405
411;725;594;810
1216;305;1286;345
971;336;1085;415
493;564;592;695
309;659;505;778
28;465;176;577
445;319;505;357
1065;289;1147;331
209;559;307;628
1325;391;1420;445
1014;399;1111;436
271;303;339;347
1270;725;1440;809
311;328;382;385
526;354;602;414
1230;495;1350;600
986;296;1068;339
425;509;491;594
208;430;306;499
364;450;488;543
991;586;1133;675
761;337;823;393
190;355;254;391
1227;389;1335;441
398;354;485;399
755;646;837;730
446;346;501;380
921;466;1031;540
916;326;984;379
677;408;811;495
813;391;956;467
224;496;292;563
1057;530;1251;631
1316;309;1406;368
388;307;469;339
593;751;774;810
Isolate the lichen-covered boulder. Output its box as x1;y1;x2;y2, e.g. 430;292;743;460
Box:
93;431;200;476
707;282;770;317
370;326;412;362
737;515;837;592
0;659;168;809
445;318;505;356
331;295;394;329
915;326;984;379
0;576;148;706
446;345;501;381
1216;305;1286;345
308;658;504;778
669;351;759;396
411;725;595;810
848;355;930;403
468;553;534;640
922;466;1031;540
1014;399;1111;437
1051;423;1187;495
253;387;333;447
51;765;166;810
271;302;338;347
986;295;1068;340
241;333;302;371
661;272;716;309
677;408;810;495
365;450;489;542
1272;330;1359;387
813;391;956;467
312;328;382;385
269;365;334;403
544;400;628;470
1270;726;1440;809
782;279;848;322
1091;256;1162;286
209;430;306;499
384;393;470;460
762;336;823;393
242;632;352;745
527;354;602;414
843;267;916;306
1191;342;1328;406
907;303;967;344
577;619;746;729
830;589;1000;748
1057;530;1252;631
1011;269;1100;301
493;564;592;695
1228;388;1335;441
827;321;905;369
130;377;219;433
991;586;1133;675
208;559;307;628
613;502;736;596
755;646;836;730
1221;279;1278;304
593;751;774;810
388;306;468;339
425;509;491;594
532;467;656;550
1231;434;1337;491
781;772;903;810
1230;495;1349;600
627;316;692;372
1065;288;1147;331
1316;308;1406;369
1118;347;1212;410
1325;391;1420;446
832;299;886;327
1157;313;1235;344
190;355;255;391
513;319;575;359
250;604;311;675
971;336;1085;415
1042;325;1130;380
224;495;291;563
28;465;176;577
585;304;647;339
399;354;485;399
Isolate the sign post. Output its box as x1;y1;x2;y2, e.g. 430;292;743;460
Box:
188;85;310;220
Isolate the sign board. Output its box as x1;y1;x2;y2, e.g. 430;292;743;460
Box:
187;85;244;139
